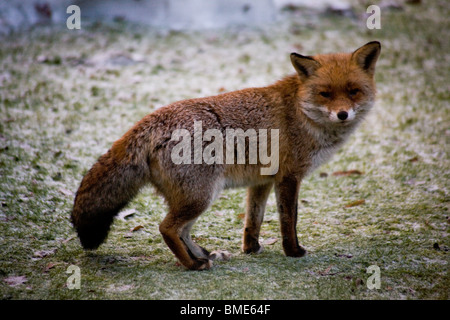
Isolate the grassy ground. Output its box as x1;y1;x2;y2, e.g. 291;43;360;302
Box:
0;1;449;300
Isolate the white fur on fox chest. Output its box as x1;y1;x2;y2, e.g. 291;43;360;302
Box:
305;126;356;176
307;144;339;175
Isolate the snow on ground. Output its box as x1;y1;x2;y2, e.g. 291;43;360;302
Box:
0;1;448;300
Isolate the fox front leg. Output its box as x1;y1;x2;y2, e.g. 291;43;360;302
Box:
242;182;273;254
274;176;306;257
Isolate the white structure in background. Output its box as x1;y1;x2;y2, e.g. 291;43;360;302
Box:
0;0;353;34
274;0;352;11
76;0;275;30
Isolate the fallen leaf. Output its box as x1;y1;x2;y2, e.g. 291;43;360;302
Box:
4;275;27;287
44;262;59;272
124;225;144;238
237;213;245;220
131;225;144;232
332;170;363;176
408;156;419;162
263;237;278;245
33;249;57;259
335;253;353;259
118;209;136;221
62;236;75;244
344;199;365;208
319;265;336;276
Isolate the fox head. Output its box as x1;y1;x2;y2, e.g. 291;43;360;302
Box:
291;41;381;126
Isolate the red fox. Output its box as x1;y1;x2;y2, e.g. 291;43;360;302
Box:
71;41;381;270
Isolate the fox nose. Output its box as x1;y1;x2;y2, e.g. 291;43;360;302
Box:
337;111;348;120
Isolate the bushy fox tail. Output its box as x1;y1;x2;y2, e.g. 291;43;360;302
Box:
71;134;149;250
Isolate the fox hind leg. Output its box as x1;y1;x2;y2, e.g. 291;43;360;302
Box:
159;201;217;270
180;220;210;259
180;222;231;262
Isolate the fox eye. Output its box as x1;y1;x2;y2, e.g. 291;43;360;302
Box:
319;91;331;98
349;88;360;97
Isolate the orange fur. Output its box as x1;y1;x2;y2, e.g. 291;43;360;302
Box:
71;42;381;270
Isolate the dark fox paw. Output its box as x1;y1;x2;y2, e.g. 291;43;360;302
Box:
242;243;264;255
284;246;307;257
189;258;213;271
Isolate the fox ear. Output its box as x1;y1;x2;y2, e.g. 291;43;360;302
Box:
290;53;321;80
352;41;381;76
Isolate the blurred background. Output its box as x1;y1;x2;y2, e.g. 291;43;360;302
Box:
1;0;364;33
